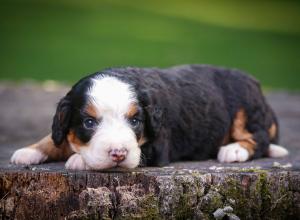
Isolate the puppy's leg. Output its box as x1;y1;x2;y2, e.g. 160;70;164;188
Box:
218;142;251;163
11;134;73;165
218;108;289;163
65;153;91;170
218;108;269;163
218;131;289;163
218;109;255;162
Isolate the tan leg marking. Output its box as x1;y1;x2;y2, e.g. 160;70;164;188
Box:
221;131;231;145
11;134;73;165
28;134;73;161
268;123;277;140
237;140;255;156
230;108;256;157
231;109;252;139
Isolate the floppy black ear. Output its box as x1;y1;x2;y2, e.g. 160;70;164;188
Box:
144;105;165;138
139;90;169;166
51;95;72;147
139;89;165;138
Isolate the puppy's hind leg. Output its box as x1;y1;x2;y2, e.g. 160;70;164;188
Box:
218;108;289;163
218;142;250;163
10;134;73;165
218;108;266;163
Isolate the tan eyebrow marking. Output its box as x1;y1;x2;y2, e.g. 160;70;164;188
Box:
268;123;277;140
125;103;139;118
85;102;98;118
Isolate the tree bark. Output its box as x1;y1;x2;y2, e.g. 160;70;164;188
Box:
0;164;299;219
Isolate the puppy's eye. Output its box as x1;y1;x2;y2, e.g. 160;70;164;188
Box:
129;117;141;128
83;118;98;129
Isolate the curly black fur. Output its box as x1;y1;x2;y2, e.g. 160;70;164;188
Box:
52;64;278;166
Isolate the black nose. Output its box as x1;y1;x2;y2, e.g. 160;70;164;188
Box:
109;148;127;162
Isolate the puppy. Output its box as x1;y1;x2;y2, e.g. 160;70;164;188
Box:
10;65;288;170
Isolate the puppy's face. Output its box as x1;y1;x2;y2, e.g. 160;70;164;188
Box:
53;76;147;169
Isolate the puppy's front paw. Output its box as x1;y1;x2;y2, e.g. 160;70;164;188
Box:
11;148;48;165
218;143;249;163
65;153;90;170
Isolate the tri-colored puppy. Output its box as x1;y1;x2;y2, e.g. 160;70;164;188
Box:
11;65;288;170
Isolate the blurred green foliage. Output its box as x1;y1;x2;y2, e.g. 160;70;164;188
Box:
0;0;299;89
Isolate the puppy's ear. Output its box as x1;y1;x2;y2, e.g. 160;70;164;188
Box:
144;106;165;138
51;95;72;147
139;89;165;138
142;106;169;166
139;90;169;166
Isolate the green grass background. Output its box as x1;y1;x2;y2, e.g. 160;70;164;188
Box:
0;0;300;89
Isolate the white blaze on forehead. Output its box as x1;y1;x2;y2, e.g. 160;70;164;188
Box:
88;76;137;115
79;75;141;170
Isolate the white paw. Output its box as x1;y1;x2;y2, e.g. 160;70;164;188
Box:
10;148;48;165
268;144;289;158
65;153;90;170
218;143;249;163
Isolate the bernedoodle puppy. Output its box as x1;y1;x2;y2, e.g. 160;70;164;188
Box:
11;65;288;170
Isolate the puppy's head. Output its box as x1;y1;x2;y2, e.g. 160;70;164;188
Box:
52;75;153;170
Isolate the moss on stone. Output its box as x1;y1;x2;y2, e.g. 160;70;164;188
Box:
260;172;294;219
257;171;271;211
174;193;195;219
153;174;199;219
237;167;264;173
217;174;262;219
135;194;160;220
115;183;160;220
198;190;224;213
